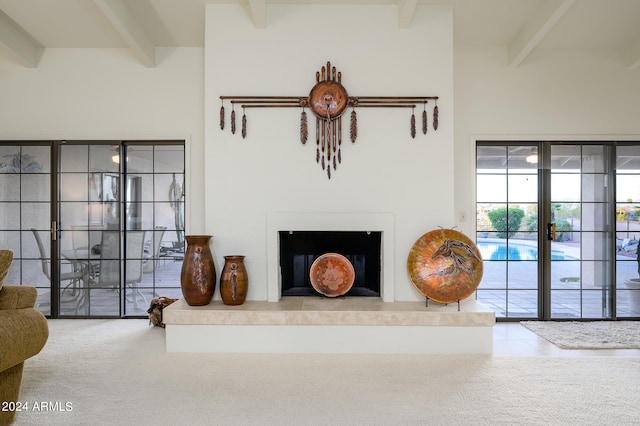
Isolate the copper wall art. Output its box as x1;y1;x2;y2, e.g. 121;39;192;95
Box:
407;228;483;306
220;61;439;179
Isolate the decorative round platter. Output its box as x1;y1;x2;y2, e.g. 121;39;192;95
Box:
407;228;483;304
309;252;355;297
308;80;349;119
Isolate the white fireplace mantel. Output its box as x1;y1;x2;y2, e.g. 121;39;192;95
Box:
266;212;395;302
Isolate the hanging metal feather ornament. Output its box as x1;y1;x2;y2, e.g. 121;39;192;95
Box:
410;108;416;139
321;119;326;170
337;118;342;164
433;103;439;131
422;106;427;135
300;109;308;144
231;109;236;135
219;62;440;179
325;117;332;170
350;109;358;142
316;116;320;163
332;120;337;170
241;109;247;139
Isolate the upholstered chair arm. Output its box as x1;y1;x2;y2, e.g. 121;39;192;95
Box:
0;286;49;372
0;285;38;310
0;310;49;372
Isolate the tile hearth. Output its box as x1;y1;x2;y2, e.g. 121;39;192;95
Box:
163;297;495;354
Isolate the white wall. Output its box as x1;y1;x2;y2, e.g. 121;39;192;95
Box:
0;47;205;231
205;4;454;301
453;47;640;238
3;5;638;305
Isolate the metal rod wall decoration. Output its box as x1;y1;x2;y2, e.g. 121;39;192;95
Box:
220;61;439;179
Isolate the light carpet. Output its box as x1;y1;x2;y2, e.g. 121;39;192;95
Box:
12;320;640;426
521;321;640;349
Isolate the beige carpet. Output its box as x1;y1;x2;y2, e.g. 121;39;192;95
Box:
521;321;640;349
13;320;640;426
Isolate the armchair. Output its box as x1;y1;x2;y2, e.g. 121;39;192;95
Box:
0;250;49;425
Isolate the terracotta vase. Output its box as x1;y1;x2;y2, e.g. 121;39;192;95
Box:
220;255;248;305
180;235;216;306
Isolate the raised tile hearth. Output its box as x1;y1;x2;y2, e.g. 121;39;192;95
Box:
163;297;496;354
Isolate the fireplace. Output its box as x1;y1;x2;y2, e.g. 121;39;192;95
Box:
279;231;381;297
266;212;395;302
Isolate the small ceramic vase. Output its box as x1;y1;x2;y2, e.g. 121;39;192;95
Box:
220;255;248;306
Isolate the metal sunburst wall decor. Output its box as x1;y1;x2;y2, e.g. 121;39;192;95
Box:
220;61;439;179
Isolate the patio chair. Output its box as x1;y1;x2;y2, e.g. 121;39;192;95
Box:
31;229;86;313
144;226;167;273
88;231;148;309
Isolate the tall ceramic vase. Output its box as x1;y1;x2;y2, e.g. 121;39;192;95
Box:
220;255;248;306
180;235;216;306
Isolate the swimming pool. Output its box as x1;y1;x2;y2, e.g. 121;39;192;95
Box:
476;240;572;261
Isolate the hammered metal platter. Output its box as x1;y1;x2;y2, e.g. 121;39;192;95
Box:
309;252;355;297
407;229;483;304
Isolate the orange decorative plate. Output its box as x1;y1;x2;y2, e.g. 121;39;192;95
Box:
407;229;483;304
309;253;355;297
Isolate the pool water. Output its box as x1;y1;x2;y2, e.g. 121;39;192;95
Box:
477;241;568;261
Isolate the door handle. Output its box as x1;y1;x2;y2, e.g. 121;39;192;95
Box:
51;221;57;241
547;223;556;241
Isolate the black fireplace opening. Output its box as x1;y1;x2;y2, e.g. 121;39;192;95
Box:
279;231;381;297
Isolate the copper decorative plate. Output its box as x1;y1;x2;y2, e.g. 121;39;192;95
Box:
407;229;483;304
308;80;349;119
309;252;355;297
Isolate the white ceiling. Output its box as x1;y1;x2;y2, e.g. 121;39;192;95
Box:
1;0;640;68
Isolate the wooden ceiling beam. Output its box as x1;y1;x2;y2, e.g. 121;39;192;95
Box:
508;0;576;67
249;0;267;29
93;0;156;67
0;8;42;68
628;42;640;69
398;0;418;29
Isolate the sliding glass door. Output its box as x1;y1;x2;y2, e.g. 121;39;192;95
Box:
476;141;640;320
476;144;539;318
547;144;614;319
0;144;52;314
56;142;124;316
615;146;640;316
0;141;185;318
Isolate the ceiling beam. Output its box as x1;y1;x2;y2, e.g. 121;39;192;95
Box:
628;43;640;69
398;0;418;28
508;0;576;67
249;0;267;29
0;8;42;68
93;0;156;67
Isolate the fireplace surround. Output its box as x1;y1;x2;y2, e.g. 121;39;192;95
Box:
170;127;497;353
279;230;381;297
266;212;395;302
163;213;496;354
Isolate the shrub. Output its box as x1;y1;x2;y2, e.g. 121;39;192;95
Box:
487;207;525;238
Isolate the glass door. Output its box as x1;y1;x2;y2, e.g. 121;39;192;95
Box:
615;145;640;317
0;143;52;315
477;141;637;320
476;144;540;318
547;144;614;319
56;142;185;317
0;140;184;318
56;142;123;316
